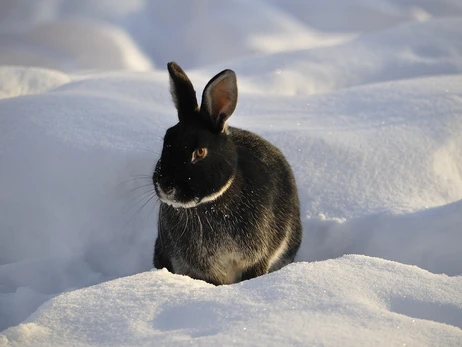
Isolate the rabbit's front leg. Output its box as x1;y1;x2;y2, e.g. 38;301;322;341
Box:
153;236;174;273
241;259;269;281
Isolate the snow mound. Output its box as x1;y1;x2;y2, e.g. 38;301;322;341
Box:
299;200;462;276
0;0;355;70
214;17;462;95
0;18;152;71
238;74;462;218
0;66;70;99
268;0;462;32
1;256;461;347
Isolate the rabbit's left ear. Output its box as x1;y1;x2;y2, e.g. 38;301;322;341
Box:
201;69;238;132
168;62;199;121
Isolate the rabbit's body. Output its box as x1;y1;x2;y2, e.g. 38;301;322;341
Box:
153;63;302;285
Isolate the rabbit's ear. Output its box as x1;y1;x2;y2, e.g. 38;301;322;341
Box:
201;69;238;132
167;62;199;121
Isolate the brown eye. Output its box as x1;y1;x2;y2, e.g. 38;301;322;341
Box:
195;148;207;158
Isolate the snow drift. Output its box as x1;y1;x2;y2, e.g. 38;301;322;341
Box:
2;256;462;347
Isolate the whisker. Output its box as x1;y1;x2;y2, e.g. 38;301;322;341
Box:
115;184;155;199
132;147;161;155
139;199;157;235
122;189;157;214
119;193;158;234
115;175;153;186
135;194;158;218
197;211;203;248
180;209;189;241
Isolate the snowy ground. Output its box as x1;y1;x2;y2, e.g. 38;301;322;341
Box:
1;1;462;346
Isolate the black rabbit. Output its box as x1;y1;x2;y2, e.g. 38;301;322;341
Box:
152;62;302;285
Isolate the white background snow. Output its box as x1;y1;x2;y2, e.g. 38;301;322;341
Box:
0;0;462;346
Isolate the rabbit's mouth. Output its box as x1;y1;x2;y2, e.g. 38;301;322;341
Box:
155;176;234;209
155;183;198;208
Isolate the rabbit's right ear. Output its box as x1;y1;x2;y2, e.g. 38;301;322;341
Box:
201;69;238;132
167;62;199;121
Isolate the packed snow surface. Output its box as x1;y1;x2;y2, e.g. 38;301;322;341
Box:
2;256;462;347
1;0;462;346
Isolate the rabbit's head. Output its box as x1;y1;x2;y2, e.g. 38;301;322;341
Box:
153;62;238;208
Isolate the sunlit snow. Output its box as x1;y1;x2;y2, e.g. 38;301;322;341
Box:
1;1;461;346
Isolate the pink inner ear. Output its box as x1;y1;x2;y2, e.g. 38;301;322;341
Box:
210;78;231;116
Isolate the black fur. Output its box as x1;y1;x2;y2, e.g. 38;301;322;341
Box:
152;62;302;285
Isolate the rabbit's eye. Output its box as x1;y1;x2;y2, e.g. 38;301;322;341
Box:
192;148;208;163
196;148;207;158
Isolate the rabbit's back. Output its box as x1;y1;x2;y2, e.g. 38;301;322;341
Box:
229;126;302;270
229;126;297;192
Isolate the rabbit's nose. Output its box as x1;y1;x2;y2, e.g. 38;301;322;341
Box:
155;180;175;200
163;185;174;195
153;173;174;195
156;178;172;193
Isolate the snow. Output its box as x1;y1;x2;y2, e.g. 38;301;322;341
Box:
2;256;462;347
0;66;70;99
1;0;462;346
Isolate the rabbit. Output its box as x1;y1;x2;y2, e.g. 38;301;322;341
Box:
152;62;302;285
